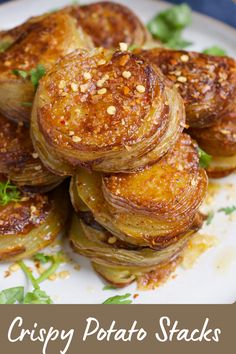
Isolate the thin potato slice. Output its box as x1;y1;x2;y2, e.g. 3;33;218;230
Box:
68;1;151;48
69;215;198;268
189;114;236;157
32;48;185;175
0;11;93;123
141;48;236;128
206;154;236;178
0;113;62;191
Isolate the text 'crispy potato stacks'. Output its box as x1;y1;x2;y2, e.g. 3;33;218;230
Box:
0;113;63;192
32;47;185;175
0;11;93;124
141;48;236;128
70;134;208;249
69;215;197;288
68;1;151;48
0;183;69;262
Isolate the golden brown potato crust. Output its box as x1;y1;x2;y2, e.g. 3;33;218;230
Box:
141;48;236;128
0;193;50;236
0;11;93;123
68;1;150;48
32;48;184;174
189;114;236;157
0;113;62;191
70;134;208;248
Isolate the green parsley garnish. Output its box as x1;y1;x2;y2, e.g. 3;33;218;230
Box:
12;69;28;79
103;293;132;304
0;252;63;304
103;285;118;291
0;180;21;206
198;147;212;169
0;41;11;53
0;287;24;304
12;64;46;88
202;46;227;56
147;3;192;49
30;64;46;88
128;44;139;51
218;206;236;215
206;211;214;225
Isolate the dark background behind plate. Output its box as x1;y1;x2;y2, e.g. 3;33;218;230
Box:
0;0;235;28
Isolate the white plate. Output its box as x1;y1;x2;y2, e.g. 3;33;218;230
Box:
0;0;236;304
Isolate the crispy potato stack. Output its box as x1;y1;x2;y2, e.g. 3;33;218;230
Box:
0;11;93;123
141;48;236;128
68;1;151;48
0;113;63;192
190;114;236;177
0;183;69;262
31;47;185;175
69;134;207;286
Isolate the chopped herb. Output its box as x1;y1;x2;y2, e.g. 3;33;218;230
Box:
0;287;24;304
147;3;192;49
202;46;227;56
34;253;51;264
218;206;236;215
0;41;11;53
103;285;118;290
12;69;28;79
103;293;132;304
12;64;46;88
23;289;53;304
198;147;212;169
30;64;46;88
21;101;33;107
128;44;139;51
206;211;214;225
0;180;21;206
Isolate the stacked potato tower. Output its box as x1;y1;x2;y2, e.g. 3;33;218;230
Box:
30;45;208;288
5;1;233;288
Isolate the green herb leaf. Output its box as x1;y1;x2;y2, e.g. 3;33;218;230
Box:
202;46;227;56
147;3;192;49
218;206;236;215
0;41;11;53
128;44;139;51
12;69;28;79
103;285;118;291
30;64;46;88
103;293;132;304
21;101;33;107
198;147;212;169
0;287;24;304
23;289;53;304
0;180;21;206
33;253;51;264
206;211;214;225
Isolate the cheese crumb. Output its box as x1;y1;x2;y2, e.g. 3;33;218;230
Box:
107;106;116;115
122;71;132;79
72;135;82;143
119;42;128;51
136;85;146;93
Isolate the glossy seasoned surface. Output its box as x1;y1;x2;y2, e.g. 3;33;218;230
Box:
33;48;184;174
141;48;236;128
0;193;49;236
190;115;236;157
70;134;207;248
103;134;201;214
0;113;62;191
0;11;93;123
69;1;150;48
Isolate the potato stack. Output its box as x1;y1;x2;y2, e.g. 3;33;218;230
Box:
29;41;207;287
4;1;231;289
